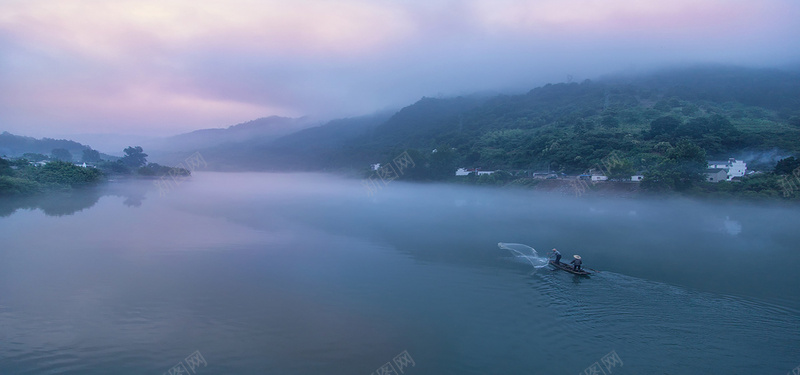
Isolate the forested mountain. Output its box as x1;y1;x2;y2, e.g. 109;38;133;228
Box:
194;66;800;182
353;66;800;173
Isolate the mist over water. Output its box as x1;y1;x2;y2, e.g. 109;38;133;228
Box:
1;172;799;374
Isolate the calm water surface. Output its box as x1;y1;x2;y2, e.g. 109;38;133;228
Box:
1;172;799;374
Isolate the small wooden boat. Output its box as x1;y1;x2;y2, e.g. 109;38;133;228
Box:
549;260;592;276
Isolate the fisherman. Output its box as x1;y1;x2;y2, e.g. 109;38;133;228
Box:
570;255;582;271
551;248;562;265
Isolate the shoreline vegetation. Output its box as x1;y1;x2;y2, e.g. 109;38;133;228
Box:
357;163;800;203
2;146;798;202
1;152;797;203
0;146;189;197
458;174;800;202
358;155;800;202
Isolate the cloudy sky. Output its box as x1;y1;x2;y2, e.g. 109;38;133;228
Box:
2;0;799;138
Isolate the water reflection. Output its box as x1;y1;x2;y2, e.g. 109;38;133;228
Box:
724;216;742;235
0;178;149;217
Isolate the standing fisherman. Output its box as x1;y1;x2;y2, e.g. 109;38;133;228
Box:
551;248;562;265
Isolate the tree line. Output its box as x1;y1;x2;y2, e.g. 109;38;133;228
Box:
1;146;189;196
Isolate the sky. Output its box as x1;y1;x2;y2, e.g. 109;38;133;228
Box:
1;0;799;139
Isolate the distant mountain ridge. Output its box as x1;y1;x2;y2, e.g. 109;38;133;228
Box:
163;116;316;149
0;132;115;161
150;111;395;170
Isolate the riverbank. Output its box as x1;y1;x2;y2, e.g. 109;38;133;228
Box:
0;156;192;197
445;172;800;202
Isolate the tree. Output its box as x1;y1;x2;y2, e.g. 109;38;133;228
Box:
678;117;709;138
22;153;49;162
464;151;481;165
643;140;707;191
775;156;800;175
428;146;458;180
0;157;12;176
82;149;102;163
97;160;131;175
649;116;681;137
51;148;72;162
681;104;699;116
653;100;672;112
397;149;429;181
0;176;41;196
653;142;673;155
605;158;635;180
22;161;102;187
120;146;148;168
600;115;619;129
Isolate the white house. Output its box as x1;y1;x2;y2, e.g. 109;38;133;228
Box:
631;175;644;182
727;159;747;178
708;158;746;180
456;168;494;176
455;168;474;176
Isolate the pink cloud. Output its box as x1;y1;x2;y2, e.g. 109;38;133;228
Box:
0;0;415;60
0;0;798;137
2;81;287;136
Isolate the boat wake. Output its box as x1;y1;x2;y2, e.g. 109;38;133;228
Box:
498;242;550;268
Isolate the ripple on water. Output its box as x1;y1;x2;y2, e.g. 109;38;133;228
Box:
516;267;800;374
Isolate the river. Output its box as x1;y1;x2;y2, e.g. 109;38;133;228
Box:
1;172;798;374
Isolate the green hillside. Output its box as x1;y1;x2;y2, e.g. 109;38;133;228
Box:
350;66;800;173
188;66;800;199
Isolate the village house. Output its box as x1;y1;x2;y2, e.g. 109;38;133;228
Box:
707;158;747;180
455;168;474;176
455;168;495;176
705;168;728;182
